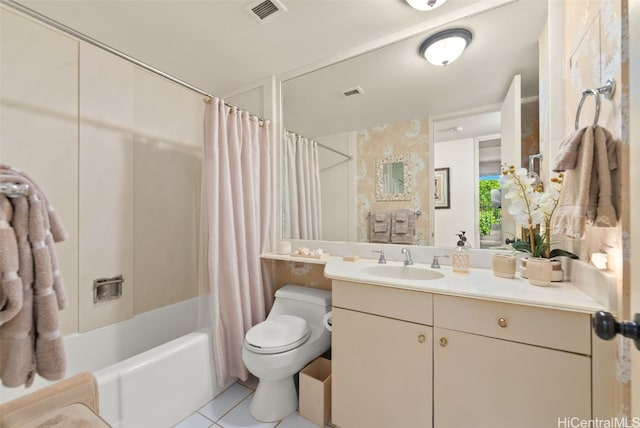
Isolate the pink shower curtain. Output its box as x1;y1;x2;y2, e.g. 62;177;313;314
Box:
202;97;272;386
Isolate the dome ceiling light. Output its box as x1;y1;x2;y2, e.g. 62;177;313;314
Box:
405;0;448;11
419;28;473;66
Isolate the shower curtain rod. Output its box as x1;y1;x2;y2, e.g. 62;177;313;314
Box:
0;0;268;124
284;128;352;161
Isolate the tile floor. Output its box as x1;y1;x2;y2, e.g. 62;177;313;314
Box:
174;377;330;428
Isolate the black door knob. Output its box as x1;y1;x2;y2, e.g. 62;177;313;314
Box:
592;311;640;350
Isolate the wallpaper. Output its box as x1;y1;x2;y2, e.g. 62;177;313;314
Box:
355;118;431;244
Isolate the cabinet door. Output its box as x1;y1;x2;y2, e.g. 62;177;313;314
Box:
332;308;432;428
434;328;591;428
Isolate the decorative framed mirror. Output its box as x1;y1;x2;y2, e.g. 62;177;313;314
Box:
375;153;414;201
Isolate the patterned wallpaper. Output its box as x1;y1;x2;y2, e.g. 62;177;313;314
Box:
355;118;431;244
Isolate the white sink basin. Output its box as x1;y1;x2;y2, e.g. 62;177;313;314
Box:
362;265;445;281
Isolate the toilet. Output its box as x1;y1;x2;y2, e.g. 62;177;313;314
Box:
242;284;332;422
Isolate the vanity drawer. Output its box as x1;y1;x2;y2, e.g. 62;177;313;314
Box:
433;295;591;355
332;280;433;325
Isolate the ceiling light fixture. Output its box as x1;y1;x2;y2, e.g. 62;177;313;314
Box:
405;0;448;11
419;28;472;66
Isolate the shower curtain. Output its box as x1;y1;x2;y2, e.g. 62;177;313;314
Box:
282;129;322;239
202;98;272;386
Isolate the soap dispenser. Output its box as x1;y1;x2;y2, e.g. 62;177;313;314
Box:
452;231;470;273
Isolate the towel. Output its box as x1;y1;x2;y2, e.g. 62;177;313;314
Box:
553;125;617;172
0;164;68;388
369;211;391;243
391;209;416;244
551;126;618;238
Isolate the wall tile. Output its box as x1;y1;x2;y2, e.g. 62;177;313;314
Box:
133;70;202;315
78;43;135;332
0;9;79;334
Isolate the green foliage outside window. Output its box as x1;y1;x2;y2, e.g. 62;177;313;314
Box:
479;179;502;236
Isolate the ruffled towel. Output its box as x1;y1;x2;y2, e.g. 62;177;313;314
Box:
551;125;618;239
0;164;68;388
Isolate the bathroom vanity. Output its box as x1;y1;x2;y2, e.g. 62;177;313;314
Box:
324;258;610;428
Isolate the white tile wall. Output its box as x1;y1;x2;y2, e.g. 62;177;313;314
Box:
78;43;135;332
0;8;80;334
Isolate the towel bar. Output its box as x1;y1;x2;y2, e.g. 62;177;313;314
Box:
0;182;30;198
368;209;421;217
574;78;616;130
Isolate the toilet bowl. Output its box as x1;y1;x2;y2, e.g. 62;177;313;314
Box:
241;284;332;422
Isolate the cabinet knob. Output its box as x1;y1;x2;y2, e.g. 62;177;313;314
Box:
592;311;640;350
418;334;426;343
439;337;448;347
498;317;508;328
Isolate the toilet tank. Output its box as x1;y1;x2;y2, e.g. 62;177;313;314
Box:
269;285;332;323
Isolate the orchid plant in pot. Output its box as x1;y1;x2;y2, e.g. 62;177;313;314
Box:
500;165;578;282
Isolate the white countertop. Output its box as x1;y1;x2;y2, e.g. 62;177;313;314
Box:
322;257;606;314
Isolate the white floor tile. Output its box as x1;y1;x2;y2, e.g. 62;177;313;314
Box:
217;393;278;428
276;412;321;428
174;412;215;428
198;383;253;422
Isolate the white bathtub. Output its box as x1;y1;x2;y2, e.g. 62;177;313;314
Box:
95;331;220;428
1;296;221;427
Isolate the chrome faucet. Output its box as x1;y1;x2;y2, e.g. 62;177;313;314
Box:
401;248;413;266
431;253;449;269
372;250;386;264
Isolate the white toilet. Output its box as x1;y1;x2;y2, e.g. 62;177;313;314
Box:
241;284;332;422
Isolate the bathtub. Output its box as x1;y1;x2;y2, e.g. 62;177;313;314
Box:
95;331;219;427
1;296;221;427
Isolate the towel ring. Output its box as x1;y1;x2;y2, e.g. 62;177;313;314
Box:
575;88;601;130
574;78;616;131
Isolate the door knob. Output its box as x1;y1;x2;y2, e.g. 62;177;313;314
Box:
592;311;640;350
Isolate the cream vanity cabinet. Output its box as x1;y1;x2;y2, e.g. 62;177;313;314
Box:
331;280;593;428
433;294;591;428
332;280;434;428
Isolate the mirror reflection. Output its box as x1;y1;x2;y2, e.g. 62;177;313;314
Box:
376;154;413;201
281;0;547;247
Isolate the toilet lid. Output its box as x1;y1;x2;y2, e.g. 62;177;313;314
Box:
245;315;311;354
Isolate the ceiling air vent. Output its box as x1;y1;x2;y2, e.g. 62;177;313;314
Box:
246;0;287;23
342;87;365;98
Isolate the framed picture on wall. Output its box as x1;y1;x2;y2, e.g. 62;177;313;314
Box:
433;167;450;209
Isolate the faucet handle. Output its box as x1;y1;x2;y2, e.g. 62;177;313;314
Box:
431;253;449;269
372;249;387;264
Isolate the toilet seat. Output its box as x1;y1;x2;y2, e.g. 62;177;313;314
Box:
245;315;311;355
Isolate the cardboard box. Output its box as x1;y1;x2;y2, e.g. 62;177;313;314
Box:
299;357;332;427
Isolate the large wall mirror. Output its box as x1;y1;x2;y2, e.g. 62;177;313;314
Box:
281;0;547;248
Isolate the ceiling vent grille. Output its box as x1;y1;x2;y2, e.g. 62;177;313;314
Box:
342;87;365;98
246;0;287;23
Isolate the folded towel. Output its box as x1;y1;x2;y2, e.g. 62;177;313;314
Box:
373;222;387;233
391;210;416;244
552;126;618;238
0;165;68;388
395;211;408;222
369;211;391;243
